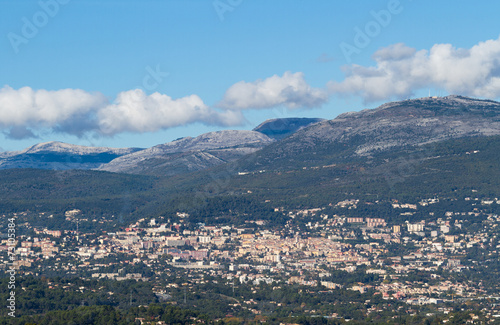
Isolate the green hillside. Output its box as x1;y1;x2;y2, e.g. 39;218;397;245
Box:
1;135;499;228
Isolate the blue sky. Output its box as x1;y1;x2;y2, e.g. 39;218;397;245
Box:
1;0;500;151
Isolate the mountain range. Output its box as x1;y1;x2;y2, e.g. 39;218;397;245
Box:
0;118;323;175
2;95;500;220
1;95;500;177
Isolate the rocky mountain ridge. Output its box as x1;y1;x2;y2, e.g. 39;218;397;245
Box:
0;141;143;170
2;95;500;174
234;95;500;171
97;130;274;175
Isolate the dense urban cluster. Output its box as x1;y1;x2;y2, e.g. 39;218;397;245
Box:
1;194;500;323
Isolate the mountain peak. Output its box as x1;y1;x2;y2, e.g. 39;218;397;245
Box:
260;95;500;164
98;130;274;174
24;141;73;153
0;141;143;171
336;95;500;121
156;130;274;152
378;95;500;110
21;141;138;155
253;117;325;140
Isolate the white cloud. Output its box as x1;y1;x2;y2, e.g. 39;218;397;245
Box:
328;37;500;102
218;71;328;110
98;89;242;135
0;86;243;139
0;86;106;131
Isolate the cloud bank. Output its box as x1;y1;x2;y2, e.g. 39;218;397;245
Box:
98;89;242;135
0;86;107;138
218;71;328;110
329;37;500;102
0;72;327;139
0;86;242;139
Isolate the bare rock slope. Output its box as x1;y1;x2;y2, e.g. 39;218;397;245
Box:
98;130;274;175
